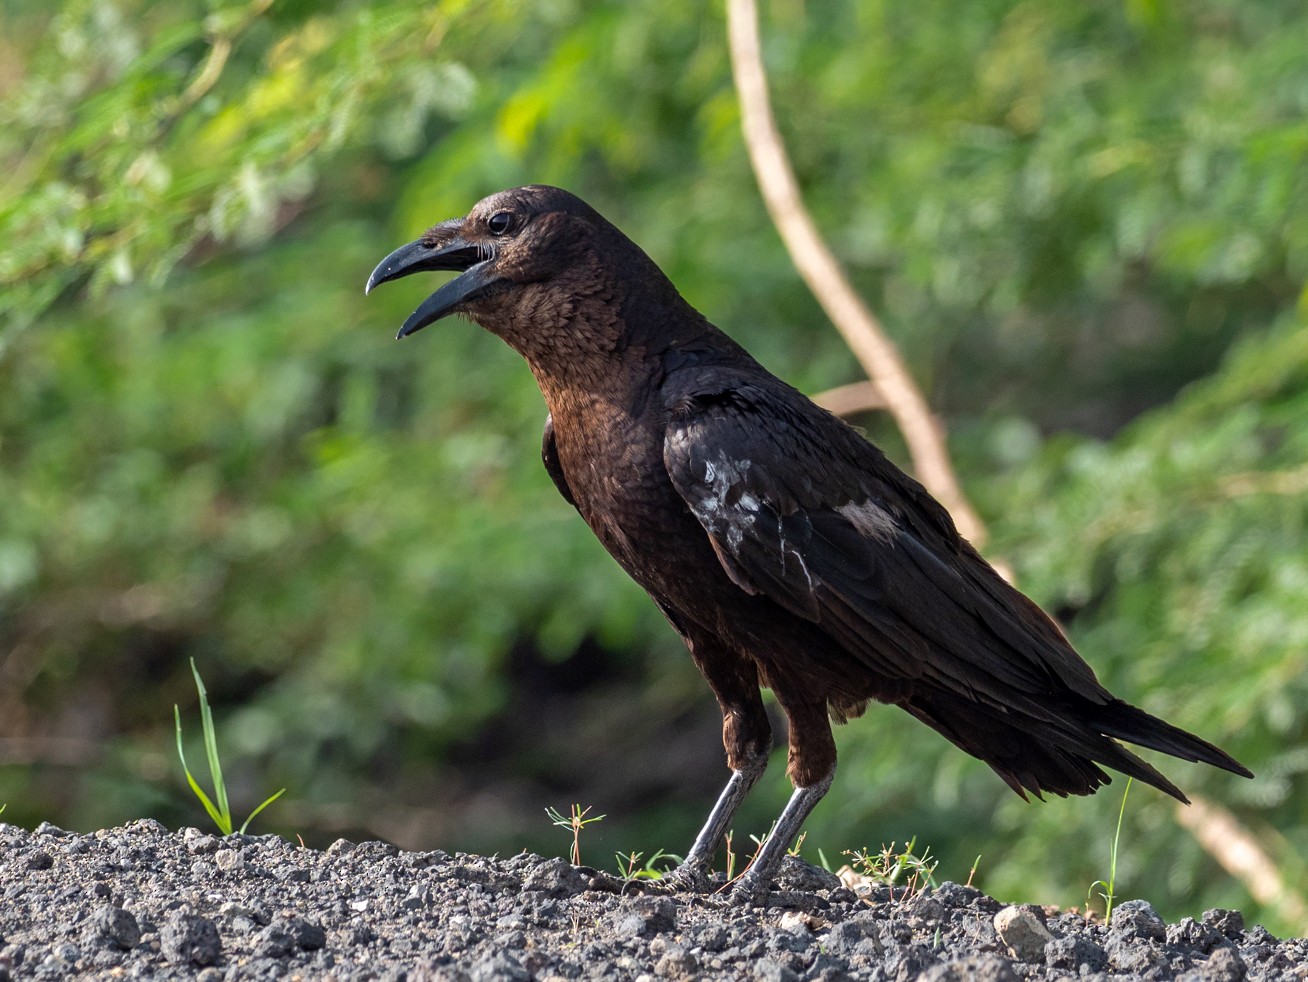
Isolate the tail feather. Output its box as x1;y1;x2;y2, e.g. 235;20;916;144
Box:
1088;699;1254;778
903;691;1250;804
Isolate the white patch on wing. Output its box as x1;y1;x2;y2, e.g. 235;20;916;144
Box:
697;453;756;550
836;499;897;542
777;514;814;592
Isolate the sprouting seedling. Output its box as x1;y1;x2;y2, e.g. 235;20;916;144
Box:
725;829;737;882
174;658;285;836
966;854;982;889
844;836;939;902
615;848;680;882
545;803;605;866
787;830;808;858
616;849;644;881
1087;777;1133;924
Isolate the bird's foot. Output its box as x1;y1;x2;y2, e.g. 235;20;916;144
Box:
724;872;771;907
653;863;711;894
617;863;710;896
582;869;627;894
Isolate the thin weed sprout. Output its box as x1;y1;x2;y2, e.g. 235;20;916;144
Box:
967;854;982;889
546;803;605;866
844;836;939;901
615;848;681;882
174;658;285;836
1087;777;1133;924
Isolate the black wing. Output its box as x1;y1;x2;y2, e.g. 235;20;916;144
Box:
663;380;1100;706
663;376;1248;798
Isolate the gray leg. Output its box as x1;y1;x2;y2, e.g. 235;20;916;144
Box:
662;747;769;890
652;622;771;893
731;764;835;906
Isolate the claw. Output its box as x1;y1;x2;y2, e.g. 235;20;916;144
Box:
726;872;772;907
655;865;712;894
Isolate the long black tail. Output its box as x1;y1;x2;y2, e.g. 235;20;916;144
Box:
905;693;1251;804
1088;699;1253;780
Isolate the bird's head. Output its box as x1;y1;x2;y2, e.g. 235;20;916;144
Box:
366;185;708;376
366;185;633;343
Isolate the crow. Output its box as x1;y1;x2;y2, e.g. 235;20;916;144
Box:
366;185;1251;904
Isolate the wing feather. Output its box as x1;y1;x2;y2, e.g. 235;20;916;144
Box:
662;382;1108;710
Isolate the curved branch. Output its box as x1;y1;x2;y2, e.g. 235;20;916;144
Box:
811;381;885;418
1175;795;1308;928
726;0;986;546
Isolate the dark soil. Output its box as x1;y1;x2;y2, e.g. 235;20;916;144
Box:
1;820;1303;980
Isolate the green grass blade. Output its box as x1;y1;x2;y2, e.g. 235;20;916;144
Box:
189;658;232;830
238;787;287;835
1105;778;1132;925
175;704;232;834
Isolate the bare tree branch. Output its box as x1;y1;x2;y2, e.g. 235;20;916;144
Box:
1175;795;1308;927
811;381;885;418
726;0;986;545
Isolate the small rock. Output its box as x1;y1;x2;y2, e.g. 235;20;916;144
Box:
124;818;168;836
825;917;883;956
468;952;529;982
182;828;221;854
160;911;221;967
87;907;141;951
772;855;841;893
326;838;355;855
778;910;826;934
1044;934;1106;972
213;848;244;872
1203;908;1245;939
609;895;677;937
612;914;648;939
920;954;1018;982
1105;936;1168;974
1169;915;1225;953
521;857;591;897
932;882;987;908
993;904;1053;962
1109;899;1167;942
654;944;698;978
695;924;729;952
753;957;798;982
25;851;53;871
1180;946;1247;982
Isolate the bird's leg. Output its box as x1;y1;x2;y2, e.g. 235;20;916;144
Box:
660;637;772;892
729;768;834;906
663;745;769;891
730;695;836;906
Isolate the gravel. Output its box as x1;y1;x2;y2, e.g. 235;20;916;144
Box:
1;819;1304;980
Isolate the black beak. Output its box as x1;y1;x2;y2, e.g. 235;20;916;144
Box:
365;221;500;339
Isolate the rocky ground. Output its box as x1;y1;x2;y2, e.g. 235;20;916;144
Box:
1;820;1303;980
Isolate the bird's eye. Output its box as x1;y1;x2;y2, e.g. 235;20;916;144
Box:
488;211;513;236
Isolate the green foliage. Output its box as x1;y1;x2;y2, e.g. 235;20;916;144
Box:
545;803;605;867
843;837;940;901
614;848;679;883
1;0;1305;936
1088;778;1133;924
175;659;284;835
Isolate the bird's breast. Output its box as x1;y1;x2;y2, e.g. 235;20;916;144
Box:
549;405;704;583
